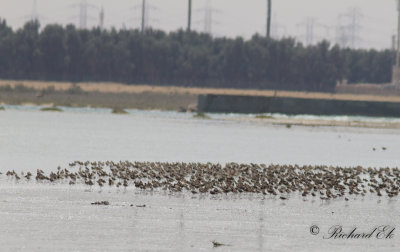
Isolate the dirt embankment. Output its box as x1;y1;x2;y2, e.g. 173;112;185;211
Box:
2;80;400;114
0;80;198;111
2;80;400;103
2;80;400;129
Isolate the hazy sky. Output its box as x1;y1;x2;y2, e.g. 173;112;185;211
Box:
0;0;397;49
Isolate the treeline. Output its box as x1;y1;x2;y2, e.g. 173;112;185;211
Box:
0;19;394;92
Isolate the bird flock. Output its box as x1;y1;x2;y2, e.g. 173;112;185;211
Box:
4;161;400;199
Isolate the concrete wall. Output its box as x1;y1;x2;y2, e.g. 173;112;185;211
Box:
198;94;400;117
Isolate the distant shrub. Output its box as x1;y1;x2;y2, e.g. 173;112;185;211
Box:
67;84;86;95
43;85;56;94
40;107;63;112
193;112;210;119
0;85;12;92
112;108;128;114
255;115;274;119
14;84;35;93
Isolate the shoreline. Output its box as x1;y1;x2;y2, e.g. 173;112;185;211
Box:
2;103;400;130
0;86;197;111
246;117;400;129
2;80;400;129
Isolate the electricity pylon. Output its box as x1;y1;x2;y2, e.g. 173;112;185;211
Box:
132;0;157;32
297;17;315;45
70;0;97;29
198;0;219;34
31;0;39;21
337;7;363;48
99;6;105;29
79;0;88;29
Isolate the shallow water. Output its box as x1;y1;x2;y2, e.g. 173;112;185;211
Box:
1;106;400;172
0;106;399;251
0;184;398;252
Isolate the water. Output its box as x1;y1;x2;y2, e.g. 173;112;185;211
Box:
0;185;397;252
0;106;399;251
1;106;400;172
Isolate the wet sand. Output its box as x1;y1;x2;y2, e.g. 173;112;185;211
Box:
245;116;400;130
0;183;397;251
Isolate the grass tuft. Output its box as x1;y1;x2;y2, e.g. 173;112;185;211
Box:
212;241;226;247
193;112;211;119
91;201;110;206
67;83;87;95
0;84;12;92
112;108;129;114
255;114;274;119
40;107;63;112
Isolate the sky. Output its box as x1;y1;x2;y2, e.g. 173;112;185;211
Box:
0;0;397;50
